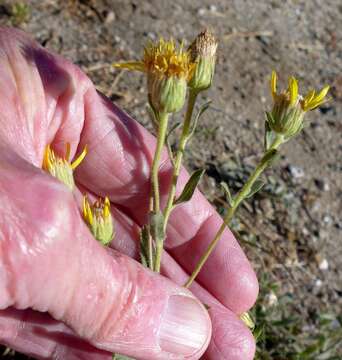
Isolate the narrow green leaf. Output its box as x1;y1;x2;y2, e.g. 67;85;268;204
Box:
188;100;212;139
139;225;151;268
168;121;182;137
166;138;175;167
246;179;265;198
264;120;273;151
165;122;181;166
150;211;165;243
253;325;264;342
175;169;205;205
220;181;234;207
261;149;279;167
147;94;160;130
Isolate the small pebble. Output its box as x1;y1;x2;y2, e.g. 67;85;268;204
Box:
265;291;278;307
209;4;218;12
147;32;157;40
105;11;116;24
315;279;323;287
197;8;206;16
319;258;329;271
288;165;305;179
314;178;330;191
323;214;332;225
302;227;310;236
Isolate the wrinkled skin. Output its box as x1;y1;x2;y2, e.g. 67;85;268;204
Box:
0;27;258;360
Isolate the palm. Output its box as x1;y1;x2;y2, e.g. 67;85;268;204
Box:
0;27;257;360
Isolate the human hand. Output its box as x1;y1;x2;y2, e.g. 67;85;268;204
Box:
0;27;258;360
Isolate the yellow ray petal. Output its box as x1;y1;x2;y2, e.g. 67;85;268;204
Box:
65;143;71;162
312;85;330;104
82;196;88;218
103;197;111;218
304;85;330;111
112;61;145;72
71;145;88;170
289;77;298;106
304;89;316;104
42;145;50;170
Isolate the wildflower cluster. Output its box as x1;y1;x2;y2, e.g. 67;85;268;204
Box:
113;30;329;281
42;28;330;360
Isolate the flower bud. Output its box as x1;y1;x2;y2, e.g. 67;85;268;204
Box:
240;311;255;330
188;29;218;92
148;73;187;114
42;143;87;191
267;71;329;139
83;196;114;246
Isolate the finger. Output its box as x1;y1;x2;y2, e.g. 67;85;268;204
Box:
0;27;89;167
161;252;256;360
0;308;111;360
0;151;211;360
204;306;255;360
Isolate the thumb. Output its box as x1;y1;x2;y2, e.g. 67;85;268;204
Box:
0;151;211;360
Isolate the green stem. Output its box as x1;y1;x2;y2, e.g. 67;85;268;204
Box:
163;90;198;228
151;112;169;213
184;134;284;288
151;112;169;272
154;91;198;273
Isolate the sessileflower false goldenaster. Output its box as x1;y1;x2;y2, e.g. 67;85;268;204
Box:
42;143;87;190
266;71;329;139
113;38;195;114
83;195;114;246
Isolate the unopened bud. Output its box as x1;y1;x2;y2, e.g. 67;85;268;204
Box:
188;29;218;92
83;196;114;246
148;73;187;114
240;311;255;330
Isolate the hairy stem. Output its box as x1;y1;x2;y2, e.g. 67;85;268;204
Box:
163;90;198;228
151;112;169;213
150;112;169;272
154;91;198;272
185;134;284;288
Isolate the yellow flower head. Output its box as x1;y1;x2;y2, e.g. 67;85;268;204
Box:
114;38;194;80
114;38;195;114
42;143;87;190
271;71;330;111
267;71;330;138
83;195;114;246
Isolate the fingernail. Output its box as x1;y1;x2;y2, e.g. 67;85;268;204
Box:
158;295;210;356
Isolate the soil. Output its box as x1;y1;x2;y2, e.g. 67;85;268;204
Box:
0;0;341;359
